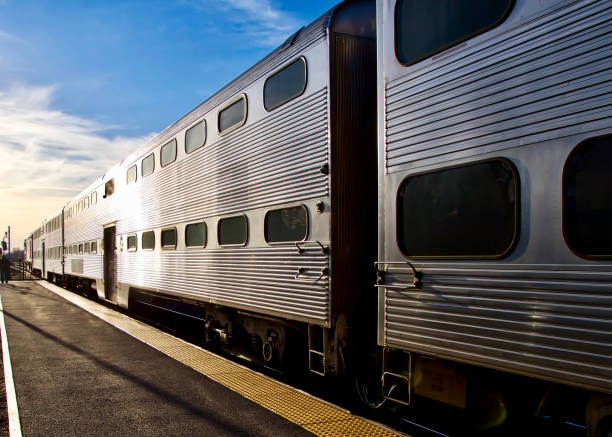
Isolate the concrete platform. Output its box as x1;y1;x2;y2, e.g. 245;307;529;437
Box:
0;281;400;436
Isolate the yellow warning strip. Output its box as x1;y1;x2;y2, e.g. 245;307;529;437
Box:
38;282;401;436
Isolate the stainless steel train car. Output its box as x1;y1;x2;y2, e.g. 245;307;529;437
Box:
27;0;611;432
376;0;611;431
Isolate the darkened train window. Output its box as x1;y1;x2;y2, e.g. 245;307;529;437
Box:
127;235;137;252
105;179;115;197
84;242;90;254
218;215;248;246
142;153;155;178
397;160;518;257
218;95;247;135
78;244;83;254
161;139;177;167
142;231;155;250
264;58;307;111
91;241;97;254
185;222;206;247
185;120;206;154
127;165;137;184
264;206;308;243
161;228;177;249
563;136;612;258
395;0;513;65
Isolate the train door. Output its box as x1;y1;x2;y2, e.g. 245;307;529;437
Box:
41;241;46;278
103;226;117;302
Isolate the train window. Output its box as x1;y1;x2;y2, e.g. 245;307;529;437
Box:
218;95;247;135
264;57;307;111
105;179;115;197
264;205;308;243
218;215;248;246
395;0;513;66
142;231;155;250
185;120;206;154
161;139;177;168
84;242;90;254
127;165;137;184
161;228;177;249
563;135;612;259
185;222;206;247
142;153;155;178
84;196;89;209
127;235;137;252
73;245;77;254
78;200;83;212
91;241;97;254
397;159;518;258
78;244;83;254
91;191;97;205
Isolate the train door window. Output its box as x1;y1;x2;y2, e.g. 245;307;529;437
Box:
127;165;137;184
161;139;177;167
264;57;307;111
84;242;91;254
264;205;308;243
161;228;177;249
91;241;97;254
185;222;207;247
78;244;84;254
218;94;247;135
397;159;518;258
395;0;514;65
142;153;155;178
563;135;612;258
142;231;155;250
185;120;206;154
218;215;248;246
127;235;137;252
91;191;97;205
105;179;115;198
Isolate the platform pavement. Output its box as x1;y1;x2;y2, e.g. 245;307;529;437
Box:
0;281;314;436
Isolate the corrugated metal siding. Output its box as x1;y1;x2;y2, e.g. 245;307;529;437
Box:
117;87;329;234
383;263;612;392
385;0;611;172
117;246;329;324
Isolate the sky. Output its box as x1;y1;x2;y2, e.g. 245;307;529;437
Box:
0;0;339;251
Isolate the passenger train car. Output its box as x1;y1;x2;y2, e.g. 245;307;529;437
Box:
28;0;610;433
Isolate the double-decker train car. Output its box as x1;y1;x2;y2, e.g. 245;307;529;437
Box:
27;0;610;433
376;0;611;431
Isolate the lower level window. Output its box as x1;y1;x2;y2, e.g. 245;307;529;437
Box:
563;135;612;258
218;215;247;246
397;159;518;258
265;206;307;243
161;228;177;249
142;231;155;250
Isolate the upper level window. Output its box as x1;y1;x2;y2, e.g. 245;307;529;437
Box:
84;196;89;209
91;241;97;254
563;135;612;259
91;191;97;205
218;95;247;135
218;215;248;246
265;206;308;243
397;159;518;258
127;235;137;252
161;139;177;167
78;200;83;212
127;165;137;184
185;120;206;154
264;57;307;111
105;179;115;197
161;228;177;249
185;222;206;247
142;153;155;178
142;231;155;250
395;0;513;65
84;242;91;254
78;244;84;254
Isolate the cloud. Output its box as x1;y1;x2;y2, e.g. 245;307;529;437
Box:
0;83;156;248
189;0;302;47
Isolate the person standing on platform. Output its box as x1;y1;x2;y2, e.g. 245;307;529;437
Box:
0;254;10;284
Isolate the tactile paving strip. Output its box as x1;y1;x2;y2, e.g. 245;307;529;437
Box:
38;282;401;436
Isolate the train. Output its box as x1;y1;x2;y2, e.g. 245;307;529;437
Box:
24;0;611;433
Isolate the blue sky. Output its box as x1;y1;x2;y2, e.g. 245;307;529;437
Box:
0;0;339;249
